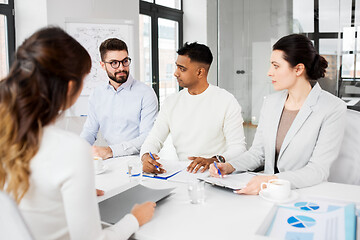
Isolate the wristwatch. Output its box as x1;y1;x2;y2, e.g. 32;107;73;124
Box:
213;155;225;163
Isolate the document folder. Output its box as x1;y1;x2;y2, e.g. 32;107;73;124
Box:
99;184;174;225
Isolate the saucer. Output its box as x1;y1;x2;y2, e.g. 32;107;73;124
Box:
259;190;299;203
95;165;108;175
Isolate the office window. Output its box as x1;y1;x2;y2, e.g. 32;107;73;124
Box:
293;0;360;98
319;39;339;80
155;0;181;10
0;15;8;80
0;0;15;80
319;0;342;32
139;14;152;87
293;0;314;32
139;0;183;105
158;18;179;104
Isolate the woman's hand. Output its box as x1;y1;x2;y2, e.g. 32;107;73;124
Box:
234;175;278;195
209;162;235;177
131;201;156;226
96;189;104;196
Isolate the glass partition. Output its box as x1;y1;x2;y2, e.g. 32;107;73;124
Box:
216;0;358;146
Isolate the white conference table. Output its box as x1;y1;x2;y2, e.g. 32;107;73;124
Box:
96;156;360;240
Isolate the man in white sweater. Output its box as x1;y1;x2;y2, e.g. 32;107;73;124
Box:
141;42;246;174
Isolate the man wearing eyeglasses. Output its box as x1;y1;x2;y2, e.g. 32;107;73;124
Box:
80;38;158;159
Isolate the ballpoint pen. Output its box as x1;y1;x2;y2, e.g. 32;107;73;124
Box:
149;152;161;172
214;161;222;178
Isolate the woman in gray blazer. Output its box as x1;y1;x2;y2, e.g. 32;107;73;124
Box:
209;34;346;194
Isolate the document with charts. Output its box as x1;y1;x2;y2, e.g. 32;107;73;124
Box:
259;197;357;240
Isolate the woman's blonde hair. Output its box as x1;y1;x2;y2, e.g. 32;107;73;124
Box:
0;27;91;203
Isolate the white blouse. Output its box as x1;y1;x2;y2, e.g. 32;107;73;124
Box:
19;125;139;240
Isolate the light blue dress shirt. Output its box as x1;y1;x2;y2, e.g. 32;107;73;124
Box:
80;75;158;157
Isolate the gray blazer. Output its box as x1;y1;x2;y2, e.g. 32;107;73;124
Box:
229;83;346;188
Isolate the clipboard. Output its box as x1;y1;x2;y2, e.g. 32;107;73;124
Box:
198;172;256;190
99;184;174;225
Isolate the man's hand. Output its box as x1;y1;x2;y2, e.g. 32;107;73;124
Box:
187;156;216;173
141;153;166;174
92;146;113;159
234;175;278;195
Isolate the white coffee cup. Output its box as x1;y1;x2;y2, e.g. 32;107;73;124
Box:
93;156;104;172
260;179;291;200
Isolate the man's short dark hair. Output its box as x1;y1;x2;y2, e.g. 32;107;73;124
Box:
99;38;128;61
177;42;213;66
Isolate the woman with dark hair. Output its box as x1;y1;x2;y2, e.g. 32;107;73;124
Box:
209;34;346;194
0;27;155;239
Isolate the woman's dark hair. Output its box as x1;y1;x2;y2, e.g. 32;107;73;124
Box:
0;26;91;203
273;34;328;81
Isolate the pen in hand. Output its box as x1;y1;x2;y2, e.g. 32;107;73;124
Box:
149;152;161;172
214;161;222;178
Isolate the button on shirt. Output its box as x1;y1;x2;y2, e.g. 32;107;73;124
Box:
80;75;158;157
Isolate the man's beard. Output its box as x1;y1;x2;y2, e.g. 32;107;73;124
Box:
107;70;129;84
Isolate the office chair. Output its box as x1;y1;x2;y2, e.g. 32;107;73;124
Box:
0;191;34;240
329;109;360;185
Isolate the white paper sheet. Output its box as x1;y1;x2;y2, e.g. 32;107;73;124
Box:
198;172;257;190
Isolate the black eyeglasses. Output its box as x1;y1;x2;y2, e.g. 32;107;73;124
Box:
103;57;131;69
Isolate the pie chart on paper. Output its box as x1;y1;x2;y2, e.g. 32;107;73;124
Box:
294;202;320;211
287;215;316;228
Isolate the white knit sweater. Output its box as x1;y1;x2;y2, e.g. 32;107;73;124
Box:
141;85;246;161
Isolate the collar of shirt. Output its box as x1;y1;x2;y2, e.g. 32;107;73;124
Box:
105;74;135;93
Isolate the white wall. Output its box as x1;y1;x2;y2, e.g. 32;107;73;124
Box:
46;0;139;81
183;0;207;44
14;0;140;135
15;0;139;78
183;0;218;85
206;0;218;86
15;0;140;118
15;0;48;47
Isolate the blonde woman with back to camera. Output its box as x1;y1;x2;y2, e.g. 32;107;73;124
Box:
0;27;155;240
209;34;346;194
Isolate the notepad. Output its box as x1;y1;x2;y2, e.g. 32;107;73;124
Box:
142;161;185;180
198;172;257;190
